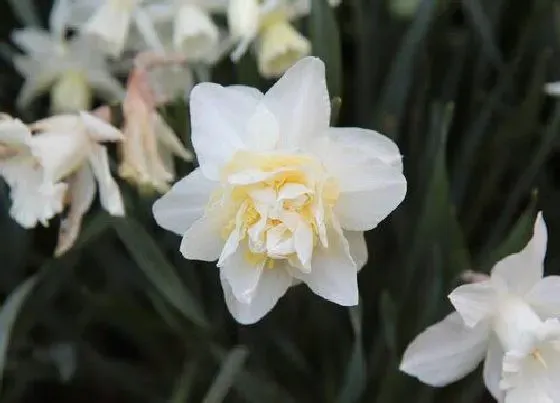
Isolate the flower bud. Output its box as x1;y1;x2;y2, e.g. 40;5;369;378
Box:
85;0;137;56
228;0;260;41
257;20;311;78
173;4;219;62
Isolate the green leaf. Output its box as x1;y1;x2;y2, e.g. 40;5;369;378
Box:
113;218;207;328
375;0;438;139
337;305;366;403
483;191;538;269
309;0;343;97
202;346;249;403
7;0;41;27
0;274;40;394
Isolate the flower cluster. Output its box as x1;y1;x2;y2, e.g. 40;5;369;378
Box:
400;213;560;402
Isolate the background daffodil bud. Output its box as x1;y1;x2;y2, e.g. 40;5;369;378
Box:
228;0;260;42
173;4;219;62
257;20;311;78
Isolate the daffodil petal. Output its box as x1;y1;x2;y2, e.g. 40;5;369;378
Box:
180;215;225;261
448;281;499;328
399;312;489;387
190;83;260;179
153;168;218;236
263;56;330;149
221;244;265;304
345;231;368;270
483;335;505;401
220;264;292;325
491;212;547;295
525;276;560;319
293;224;359;306
88;144;124;216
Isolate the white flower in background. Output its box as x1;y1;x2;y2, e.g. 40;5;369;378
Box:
11;27;124;113
60;0;165;57
119;64;193;193
30;112;126;255
228;0;314;78
153;57;406;324
400;213;560;402
0;116;66;228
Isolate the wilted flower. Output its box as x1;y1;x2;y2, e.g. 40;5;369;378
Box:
228;0;314;78
153;57;406;324
400;213;560;402
31;112;125;255
0;115;66;228
11;26;124;113
118;58;193;193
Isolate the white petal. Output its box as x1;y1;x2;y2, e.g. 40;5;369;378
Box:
173;4;219;62
525;276;560;318
221;245;265;304
491;212;547;295
84;70;126;102
11;29;58;55
313;130;406;231
325;127;404;170
80;112;123;142
220;264;292;324
545;82;560;97
245;103;279;151
68;163;96;216
293;223;358;306
6;160;67;228
152;168;217;235
229;85;264;101
294;220;313;270
88;144;124;216
0;117;32;149
483;335;505;401
263;57;330;149
189;83;259;179
333;158;406;231
399;312;489;387
85;1;132;56
448;281;499;327
29;131;88;183
54;164;96;256
179;215;224;261
345;231;368;270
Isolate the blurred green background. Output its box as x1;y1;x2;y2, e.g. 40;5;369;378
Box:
1;0;560;402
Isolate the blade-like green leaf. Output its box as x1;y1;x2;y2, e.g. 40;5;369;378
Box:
0;274;40;394
113;218;207;328
202;346;248;403
7;0;41;27
309;0;343;97
337;305;366;403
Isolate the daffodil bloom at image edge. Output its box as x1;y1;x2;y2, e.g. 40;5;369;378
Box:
400;213;560;402
152;57;407;324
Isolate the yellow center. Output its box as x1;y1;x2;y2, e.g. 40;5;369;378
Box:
210;150;339;268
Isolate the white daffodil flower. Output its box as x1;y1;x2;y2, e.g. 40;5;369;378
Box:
30;112;126;255
11;27;124;113
400;213;560;402
228;0;314;78
0;116;67;229
153;57;406;324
